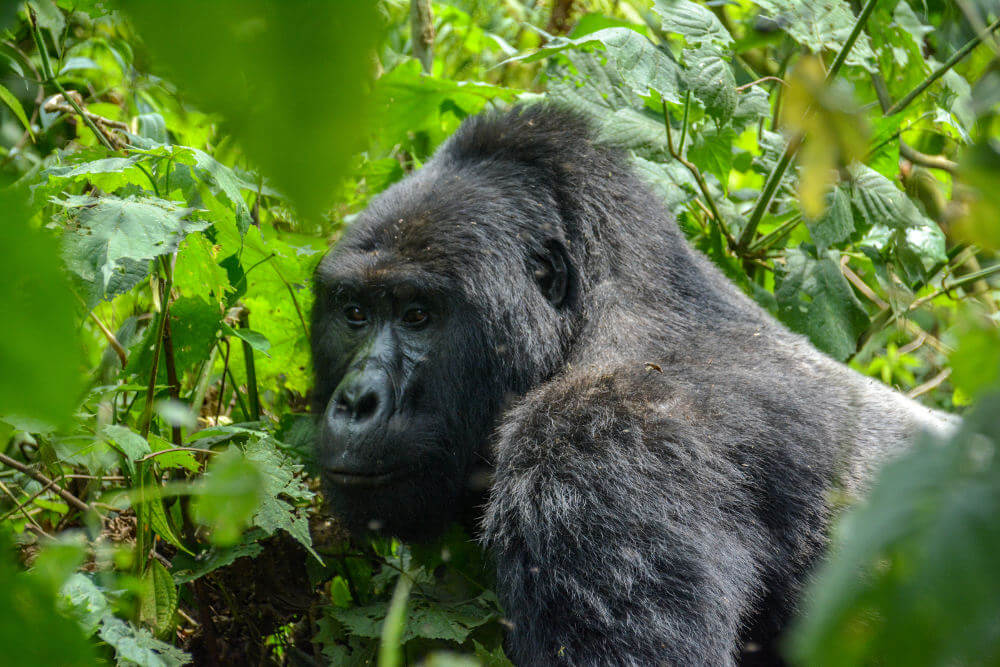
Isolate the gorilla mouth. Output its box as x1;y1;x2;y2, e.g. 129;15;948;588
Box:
325;469;399;487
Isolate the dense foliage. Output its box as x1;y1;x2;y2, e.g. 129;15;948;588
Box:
1;0;998;664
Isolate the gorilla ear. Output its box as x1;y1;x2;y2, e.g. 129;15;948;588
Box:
531;240;570;308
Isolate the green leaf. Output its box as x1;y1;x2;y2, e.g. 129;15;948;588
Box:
0;189;82;425
752;0;876;71
683;47;737;123
171;540;263;584
775;249;870;361
221;323;271;357
58;573;110;636
121;1;381;220
190;446;265;546
102;424;152;477
688;126;735;186
511;27;682;103
653;0;733;47
806;186;854;252
173;147;253;234
139;559;178;633
848;164;924;230
61;195;209;307
98;615;191;667
949;322;1000;401
789;393;1000;666
0;534;96;666
0;82;33;137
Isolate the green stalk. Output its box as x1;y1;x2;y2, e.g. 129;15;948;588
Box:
737;0;878;252
886;16;1000;116
377;572;414;667
28;8;115;151
139;257;175;438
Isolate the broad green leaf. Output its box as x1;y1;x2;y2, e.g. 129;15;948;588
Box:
60;195;209;307
121;1;381;220
102;424;151;477
949;322;1000;401
373;60;520;150
98;615;191;667
806;186;854;252
775;249;869;360
848;164;924;230
0;82;33;137
683;47;737;123
653;0;733;47
58;573;109;636
789;393;1000;666
171;540;263;584
0;189;81;424
147;434;199;473
510;27;682;103
139;559;178;632
173;147;253;234
688;126;735;186
752;0;876;71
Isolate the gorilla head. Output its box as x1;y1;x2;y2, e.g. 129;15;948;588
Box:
311;107;596;539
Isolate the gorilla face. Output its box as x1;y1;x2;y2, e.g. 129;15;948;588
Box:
312;135;578;540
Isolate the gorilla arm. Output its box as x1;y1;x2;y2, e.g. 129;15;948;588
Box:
482;366;781;666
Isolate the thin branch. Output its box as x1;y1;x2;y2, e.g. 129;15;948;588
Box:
137;447;216;464
735;76;786;92
89;310;127;367
661;96;734;247
0;453;91;513
886;16;1000;116
0;478;55;523
908;368;952;399
748;214;802;254
910;263;1000;310
900;142;958;174
0;479;50;535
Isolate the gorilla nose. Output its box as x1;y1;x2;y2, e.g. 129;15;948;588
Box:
329;369;390;424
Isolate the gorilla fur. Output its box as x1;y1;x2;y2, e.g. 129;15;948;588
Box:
312;106;955;665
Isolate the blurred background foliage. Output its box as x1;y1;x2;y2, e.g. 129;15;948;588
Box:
0;0;998;664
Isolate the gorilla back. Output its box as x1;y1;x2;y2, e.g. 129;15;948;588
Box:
312;106;955;665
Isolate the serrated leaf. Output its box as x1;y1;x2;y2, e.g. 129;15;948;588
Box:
775;249;869;360
139;559;178;632
688;126;735;186
849;164;924;229
190;446;264;546
61;195;209;307
102;424;152;477
0;82;33;138
173;147;253;234
98;615;191;667
511;27;682;102
653;0;733;47
57;573;109;636
805;186;854;251
683;47;737;122
171;540;263;584
753;0;876;71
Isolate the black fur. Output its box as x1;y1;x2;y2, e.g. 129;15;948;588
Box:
312;106;954;665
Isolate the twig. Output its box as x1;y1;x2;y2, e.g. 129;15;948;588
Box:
748;214;802;254
736;76;786;92
89;310;128;367
137;447;216;463
899;142;958;174
908;368;952;399
0;478;55;523
661;96;734;247
840;257;887;309
0;479;50;535
910;263;1000;310
0;453;91;513
886;16;1000;116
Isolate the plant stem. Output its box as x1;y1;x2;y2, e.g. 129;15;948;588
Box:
238;309;261;421
28;8;115;151
140;256;175;438
748;214;802;253
739;0;878;252
410;0;434;73
0;452;91;513
886;16;1000;116
661;97;734;247
678;90;691;154
826;0;880;82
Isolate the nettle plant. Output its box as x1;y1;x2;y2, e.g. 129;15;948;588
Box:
0;0;997;665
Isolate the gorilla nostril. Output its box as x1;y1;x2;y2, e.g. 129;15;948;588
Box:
355;391;379;420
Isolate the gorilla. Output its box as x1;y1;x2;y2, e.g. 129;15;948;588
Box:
311;106;955;665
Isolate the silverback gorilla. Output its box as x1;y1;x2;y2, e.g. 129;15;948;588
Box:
311;106;955;665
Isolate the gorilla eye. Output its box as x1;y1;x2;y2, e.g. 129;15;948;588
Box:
402;307;429;326
344;306;367;325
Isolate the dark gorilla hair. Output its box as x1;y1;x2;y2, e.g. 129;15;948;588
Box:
311;106;955;665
